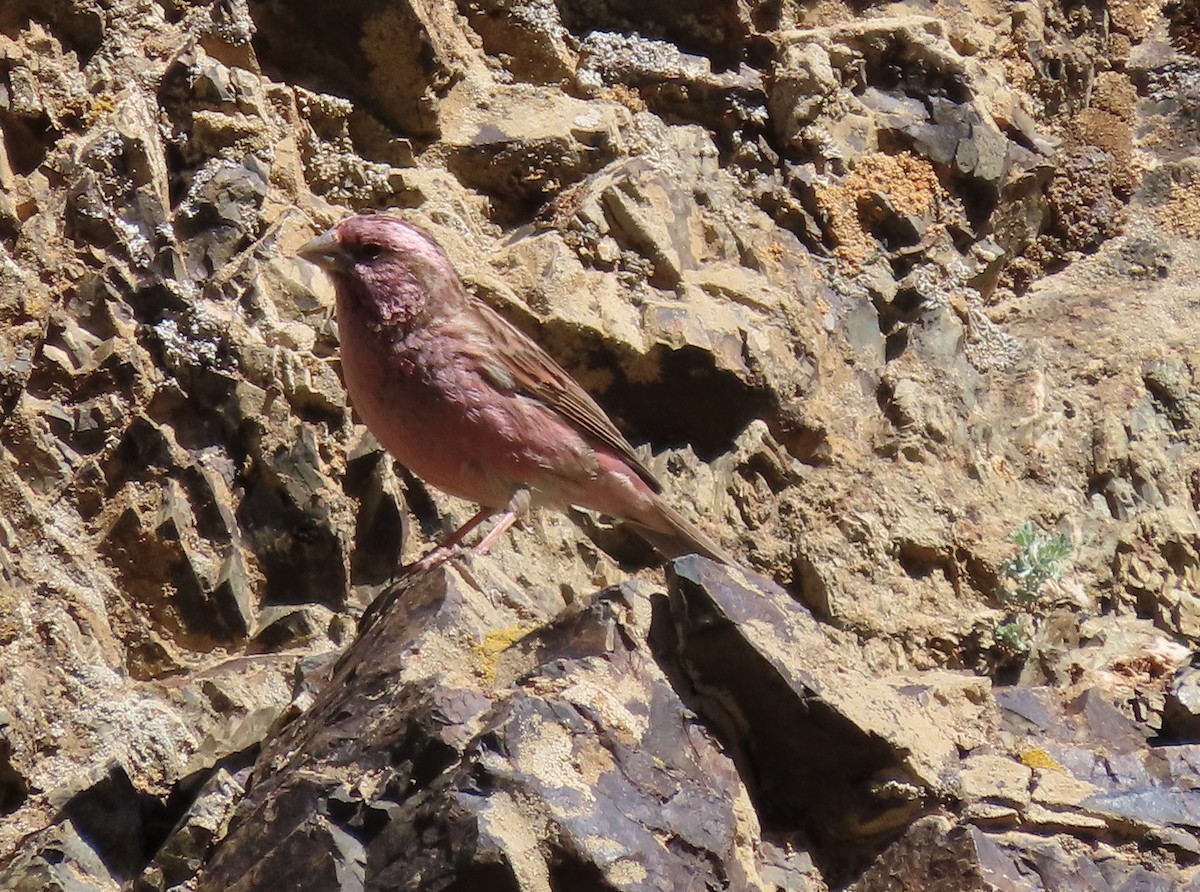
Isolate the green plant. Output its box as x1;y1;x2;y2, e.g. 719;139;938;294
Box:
993;618;1032;657
987;523;1072;672
999;521;1072;605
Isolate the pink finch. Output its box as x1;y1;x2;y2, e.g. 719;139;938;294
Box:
299;214;731;570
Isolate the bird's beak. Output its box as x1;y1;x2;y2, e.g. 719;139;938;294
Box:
298;229;346;272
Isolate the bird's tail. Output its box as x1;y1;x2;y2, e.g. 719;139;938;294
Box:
628;495;734;565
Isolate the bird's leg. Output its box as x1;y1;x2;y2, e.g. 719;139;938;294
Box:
403;490;531;575
406;505;495;573
470;489;532;556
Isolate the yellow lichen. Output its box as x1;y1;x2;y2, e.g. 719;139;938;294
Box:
85;93;118;125
472;623;535;686
1020;747;1066;772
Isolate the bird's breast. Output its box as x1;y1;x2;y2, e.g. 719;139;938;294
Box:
335;299;594;508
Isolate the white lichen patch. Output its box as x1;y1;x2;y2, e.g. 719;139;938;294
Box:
477;790;552;892
516;718;590;799
557;671;651;746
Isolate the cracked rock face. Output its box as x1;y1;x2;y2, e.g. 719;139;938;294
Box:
2;0;1200;888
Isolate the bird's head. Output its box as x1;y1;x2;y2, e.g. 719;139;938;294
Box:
299;214;464;325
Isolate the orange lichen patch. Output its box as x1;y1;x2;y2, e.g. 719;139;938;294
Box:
1112;652;1186;680
812;152;944;268
601;84;647;113
1001;54;1038;98
847;152;944;218
1072;108;1136;193
757;239;788;265
1156;177;1200;238
812;180;873;268
1109;0;1153;41
1090;72;1138;120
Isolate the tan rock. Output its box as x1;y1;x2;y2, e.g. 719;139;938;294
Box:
954;753;1033;807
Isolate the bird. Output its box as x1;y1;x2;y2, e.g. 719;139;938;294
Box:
298;213;732;572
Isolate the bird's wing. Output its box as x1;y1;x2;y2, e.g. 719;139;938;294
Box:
467;298;663;494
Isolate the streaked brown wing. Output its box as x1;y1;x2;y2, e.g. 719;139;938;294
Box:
467;298;662;494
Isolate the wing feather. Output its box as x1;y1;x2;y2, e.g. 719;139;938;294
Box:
466;298;662;494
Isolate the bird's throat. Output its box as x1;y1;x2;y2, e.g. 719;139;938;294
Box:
348;268;430;330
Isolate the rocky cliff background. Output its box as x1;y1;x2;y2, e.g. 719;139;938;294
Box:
1;0;1199;889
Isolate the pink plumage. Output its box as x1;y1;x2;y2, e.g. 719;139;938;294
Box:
299;214;731;569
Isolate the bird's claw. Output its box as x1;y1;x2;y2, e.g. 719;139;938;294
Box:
399;542;468;577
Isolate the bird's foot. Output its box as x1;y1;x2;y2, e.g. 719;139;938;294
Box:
391;490;533;581
400;542;467;577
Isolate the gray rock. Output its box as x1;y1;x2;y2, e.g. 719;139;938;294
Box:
1165;666;1200;741
0;722;27;816
849;816;1027;892
658;557;996;864
1;763;167;890
134;755;256;892
3;0;1200;888
439;86;627;216
190;568;784;890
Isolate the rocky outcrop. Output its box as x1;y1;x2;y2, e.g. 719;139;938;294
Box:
126;560;1199;890
1;0;1199;888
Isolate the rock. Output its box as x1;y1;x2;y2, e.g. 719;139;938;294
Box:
436;85;629;217
3;0;1200;886
237;443;350;609
0;821;126;892
1024;768;1109;833
991;683;1200;854
249;605;328;652
559;0;754;69
1017;611;1191;738
460;0;576;84
135;753;256;892
0;762;169;890
290;87;417;208
1044;146;1129;254
1113;510;1200;643
528;123;717;288
852;812;1198;891
343;444;407;587
0;720;27;816
175;155;270;278
1165;666;1200;741
101;480;251;647
954;753;1032;814
0;251;49;421
768;17;1047;195
657;557;996;864
189;567;795;890
768;41;838;141
64;86;173;268
577;31;766;137
248;0;485;138
848;815;1027;892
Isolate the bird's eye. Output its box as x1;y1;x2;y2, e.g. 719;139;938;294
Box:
356;244;385;261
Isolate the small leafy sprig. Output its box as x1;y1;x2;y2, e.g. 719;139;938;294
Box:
991;522;1072;662
999;522;1072;605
